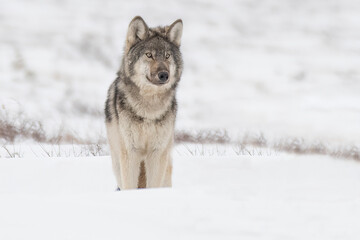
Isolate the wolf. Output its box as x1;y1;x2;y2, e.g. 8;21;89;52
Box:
104;16;183;190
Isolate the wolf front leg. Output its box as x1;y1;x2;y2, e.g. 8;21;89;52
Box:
110;150;122;189
162;160;173;187
145;149;172;188
106;122;123;189
119;150;142;190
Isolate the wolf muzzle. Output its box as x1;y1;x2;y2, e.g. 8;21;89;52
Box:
158;71;169;84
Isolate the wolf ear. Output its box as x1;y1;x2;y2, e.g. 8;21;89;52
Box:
167;19;183;47
126;16;149;52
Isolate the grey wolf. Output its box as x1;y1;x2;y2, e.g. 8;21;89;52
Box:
104;16;183;190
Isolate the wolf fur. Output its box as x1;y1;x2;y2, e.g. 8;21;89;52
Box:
105;16;183;190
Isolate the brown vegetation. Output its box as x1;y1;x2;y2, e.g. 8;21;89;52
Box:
0;111;359;161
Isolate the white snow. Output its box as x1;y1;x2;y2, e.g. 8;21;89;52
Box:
1;0;360;145
0;153;359;239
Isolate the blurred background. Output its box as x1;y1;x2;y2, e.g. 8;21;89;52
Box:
1;0;360;147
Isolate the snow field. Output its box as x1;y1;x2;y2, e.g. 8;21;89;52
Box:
1;153;359;240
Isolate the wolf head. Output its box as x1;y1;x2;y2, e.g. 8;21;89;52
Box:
122;16;183;93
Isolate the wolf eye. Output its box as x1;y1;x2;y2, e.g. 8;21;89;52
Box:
146;52;152;58
165;53;171;59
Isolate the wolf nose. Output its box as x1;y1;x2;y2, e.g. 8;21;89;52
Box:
158;72;169;82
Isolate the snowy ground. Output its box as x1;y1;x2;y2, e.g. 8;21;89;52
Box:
1;152;360;240
1;1;360;239
1;0;360;145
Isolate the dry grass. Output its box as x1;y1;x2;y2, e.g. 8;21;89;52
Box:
0;111;47;142
237;133;360;161
0;110;105;145
1;145;23;158
0;110;359;161
37;143;107;157
175;129;230;144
